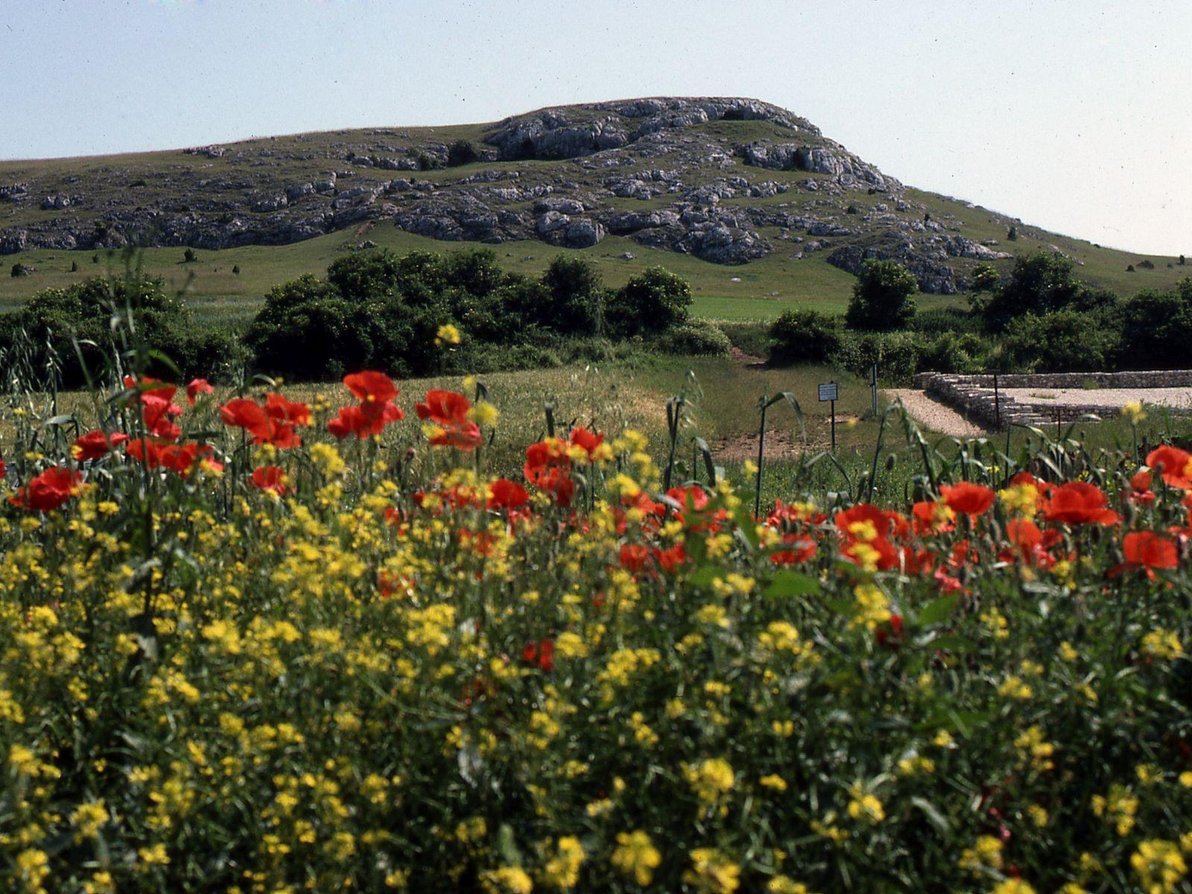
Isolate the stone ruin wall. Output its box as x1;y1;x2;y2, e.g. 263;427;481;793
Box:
912;371;1192;430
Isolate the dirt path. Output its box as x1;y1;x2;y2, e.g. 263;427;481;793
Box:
884;389;987;439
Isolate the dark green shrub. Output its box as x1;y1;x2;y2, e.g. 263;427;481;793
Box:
0;275;229;387
464;342;564;373
327;250;406;302
446;140;479;167
537;256;604;336
910;306;984;334
651;320;732;356
915;331;985;374
768;309;840;365
982;252;1121;332
245;278;380;381
830;331;921;384
1000;310;1121;372
183;248;197;263
1117;279;1192;370
844;260;917;331
605;267;691;338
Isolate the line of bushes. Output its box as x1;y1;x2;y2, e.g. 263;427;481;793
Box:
769;255;1192;382
0;250;732;389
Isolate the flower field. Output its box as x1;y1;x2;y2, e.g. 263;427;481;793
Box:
2;369;1191;894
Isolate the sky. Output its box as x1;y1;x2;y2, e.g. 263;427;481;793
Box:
1;0;1189;256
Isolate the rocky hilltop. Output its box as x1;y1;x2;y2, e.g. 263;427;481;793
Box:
0;97;1015;293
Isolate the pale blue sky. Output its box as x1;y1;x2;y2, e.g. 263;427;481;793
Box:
2;0;1189;255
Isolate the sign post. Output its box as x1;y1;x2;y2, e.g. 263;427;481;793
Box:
818;381;839;452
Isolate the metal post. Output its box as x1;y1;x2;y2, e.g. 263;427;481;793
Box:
830;398;837;453
993;373;1000;429
870;363;878;416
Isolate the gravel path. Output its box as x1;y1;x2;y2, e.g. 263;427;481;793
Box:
884;389;987;438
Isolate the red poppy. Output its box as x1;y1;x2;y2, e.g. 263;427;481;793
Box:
344;370;398;406
912;500;955;535
521;638;555;672
835;503;905;541
1001;518;1049;567
569;426;605;460
668;484;710;513
220;398;272;440
665;484;727;532
876;614;904;649
1146;445;1192;489
619;543;653;573
528;465;575;508
488;478;529;512
772;535;817;566
251;465;288;495
141;391;183;440
1121;531;1178;574
656;543;687;574
1128;469;1156;506
940;482;996;518
126;439;217;477
524;438;575;506
186;377;214;405
10;466;83;511
264;393;312;427
71;429;130;462
1042;481;1120;526
415;389;482;451
328;391;404;440
221;396;307;448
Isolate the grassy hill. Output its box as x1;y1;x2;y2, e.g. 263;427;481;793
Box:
1;98;1185;326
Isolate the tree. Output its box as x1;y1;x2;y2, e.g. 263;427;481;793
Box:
538;256;604;335
845;260;917;331
971;262;1000;292
245;275;383;380
981;252;1118;332
605;267;691;338
0;274;235;387
1118;279;1192;369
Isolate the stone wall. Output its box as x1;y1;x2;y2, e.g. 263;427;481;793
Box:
912;371;1192;430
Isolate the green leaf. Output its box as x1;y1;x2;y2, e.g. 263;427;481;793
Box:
910;797;951;836
824;598;854;617
921;634;972;654
734;506;759;550
496;823;523;867
763;571;819;600
916;594;959;627
687;565;725;589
